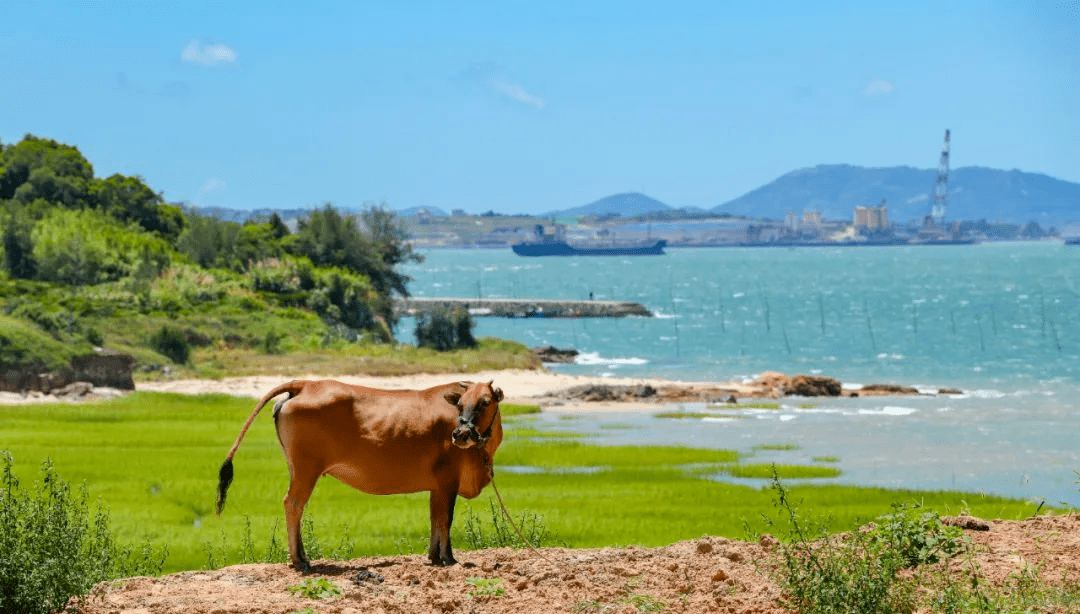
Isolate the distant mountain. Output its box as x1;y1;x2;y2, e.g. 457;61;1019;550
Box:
183;206;317;223
397;206;448;217
185;205;444;223
713;165;1080;224
549;192;671;218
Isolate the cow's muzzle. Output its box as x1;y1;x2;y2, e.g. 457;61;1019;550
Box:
452;422;480;448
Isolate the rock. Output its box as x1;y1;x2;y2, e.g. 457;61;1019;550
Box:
72;349;136;390
0;349;135;394
784;374;843;397
532;345;579;363
858;383;920;396
751;371;790;398
943;515;991;531
938;387;963;395
0;361;73;393
54;381;94;398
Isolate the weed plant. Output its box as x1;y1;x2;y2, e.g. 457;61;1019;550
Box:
286;578;342;600
461;499;561;550
763;468;1080;614
764;471;919;614
0;453;167;614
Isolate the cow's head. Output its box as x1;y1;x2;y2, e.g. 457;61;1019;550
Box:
445;381;503;449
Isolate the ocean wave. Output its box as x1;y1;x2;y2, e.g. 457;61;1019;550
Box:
858;406;918;416
575;352;649;366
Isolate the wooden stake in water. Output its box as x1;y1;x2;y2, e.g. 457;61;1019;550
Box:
864;300;877;353
818;294;826;334
782;324;792;355
1050;319;1062;351
1040;291;1047;338
912;302;919;335
762;294;771;333
977;317;985;352
950;310;957;335
718;288;726;333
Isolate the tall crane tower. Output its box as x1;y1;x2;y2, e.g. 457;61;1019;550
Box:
929;129;950;227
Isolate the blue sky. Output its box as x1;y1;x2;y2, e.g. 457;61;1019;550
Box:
2;1;1077;214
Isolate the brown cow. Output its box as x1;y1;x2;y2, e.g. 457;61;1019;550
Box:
215;379;503;570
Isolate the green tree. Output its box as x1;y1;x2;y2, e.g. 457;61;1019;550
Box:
2;207;36;279
176;213;241;269
177;213;286;272
91;174;186;240
360;205;424;296
291;204;420;327
0;135;93;202
268;212;290;239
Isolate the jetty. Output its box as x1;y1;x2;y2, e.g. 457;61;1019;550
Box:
395;297;652;318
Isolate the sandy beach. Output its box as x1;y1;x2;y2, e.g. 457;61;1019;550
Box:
2;368;928;409
133;369;766;412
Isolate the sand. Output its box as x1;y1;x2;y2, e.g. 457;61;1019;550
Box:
132;369;766;412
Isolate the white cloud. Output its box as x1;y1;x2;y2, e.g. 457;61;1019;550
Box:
864;79;894;96
181;40;237;66
198;178;226;195
488;76;546;109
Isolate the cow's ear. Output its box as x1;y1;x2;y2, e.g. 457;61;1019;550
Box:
444;390;463;407
493;387;504;402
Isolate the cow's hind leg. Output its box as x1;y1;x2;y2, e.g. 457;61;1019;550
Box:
428;487;458;566
283;465;320;572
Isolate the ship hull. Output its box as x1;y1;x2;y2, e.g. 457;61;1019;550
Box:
512;240;667;257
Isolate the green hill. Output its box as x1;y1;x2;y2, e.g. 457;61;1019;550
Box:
0;135;536;381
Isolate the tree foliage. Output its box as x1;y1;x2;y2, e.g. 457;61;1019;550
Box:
0;134;420;346
415;308;476;351
30;208;171;285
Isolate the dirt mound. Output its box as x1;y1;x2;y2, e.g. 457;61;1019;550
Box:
76;515;1079;614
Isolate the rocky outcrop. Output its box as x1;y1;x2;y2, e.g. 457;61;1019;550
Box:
857;383;921;396
532;345;579;363
72;349;136;390
0;348;135;394
785;374;843;397
543;372;958;404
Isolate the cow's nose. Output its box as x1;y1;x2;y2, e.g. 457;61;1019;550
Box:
451;427;475;448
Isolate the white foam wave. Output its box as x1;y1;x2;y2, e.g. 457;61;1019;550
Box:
575;352;649;366
858;406;918;416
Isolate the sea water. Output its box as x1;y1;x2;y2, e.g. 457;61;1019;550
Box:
400;243;1080;506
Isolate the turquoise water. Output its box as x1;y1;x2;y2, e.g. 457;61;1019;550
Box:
401;243;1080;506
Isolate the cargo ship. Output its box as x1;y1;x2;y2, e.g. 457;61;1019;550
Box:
511;224;666;256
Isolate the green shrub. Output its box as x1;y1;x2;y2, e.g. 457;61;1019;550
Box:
149;325;190;364
0;453;167;614
415;308;476;351
31;208;172;285
765;471;917;614
0;314;77;371
865;502;965;568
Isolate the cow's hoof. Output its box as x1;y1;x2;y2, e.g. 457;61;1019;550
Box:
292;559;312;573
428;557;457;567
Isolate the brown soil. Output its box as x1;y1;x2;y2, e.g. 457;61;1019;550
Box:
76;514;1080;614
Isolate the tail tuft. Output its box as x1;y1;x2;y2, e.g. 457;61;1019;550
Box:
216;458;234;515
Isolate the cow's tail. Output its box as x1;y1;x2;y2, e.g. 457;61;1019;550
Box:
216;380;307;515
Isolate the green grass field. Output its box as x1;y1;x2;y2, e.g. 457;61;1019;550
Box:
0;393;1046;573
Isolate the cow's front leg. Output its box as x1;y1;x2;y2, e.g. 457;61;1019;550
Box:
428;487;458;566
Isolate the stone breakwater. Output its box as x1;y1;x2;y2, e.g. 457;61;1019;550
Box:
395;297;652;318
